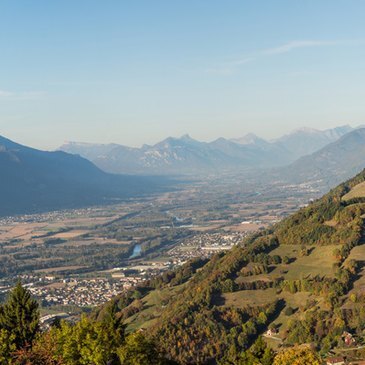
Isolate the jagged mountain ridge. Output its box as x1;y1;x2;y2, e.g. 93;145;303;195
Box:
60;125;353;175
61;135;291;174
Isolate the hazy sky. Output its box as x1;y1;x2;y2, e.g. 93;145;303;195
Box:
1;1;365;150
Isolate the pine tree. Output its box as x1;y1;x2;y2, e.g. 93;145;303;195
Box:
0;281;39;348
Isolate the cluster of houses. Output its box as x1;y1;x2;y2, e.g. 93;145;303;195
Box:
168;232;249;262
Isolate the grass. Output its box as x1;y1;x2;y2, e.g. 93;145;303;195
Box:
345;243;365;261
270;245;340;279
125;285;184;332
342;181;365;201
222;289;277;307
268;293;306;337
236;274;273;284
269;244;302;260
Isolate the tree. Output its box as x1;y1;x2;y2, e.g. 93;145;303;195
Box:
285;306;295;316
250;337;275;365
218;337;274;365
50;315;124;365
257;312;267;325
12;331;64;365
117;332;169;365
0;281;39;349
273;346;321;365
0;329;16;364
282;256;290;264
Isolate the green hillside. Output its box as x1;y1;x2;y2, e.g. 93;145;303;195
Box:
94;169;365;364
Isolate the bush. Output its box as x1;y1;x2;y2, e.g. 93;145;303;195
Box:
284;307;295;316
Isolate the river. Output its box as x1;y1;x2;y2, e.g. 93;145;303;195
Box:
129;244;142;259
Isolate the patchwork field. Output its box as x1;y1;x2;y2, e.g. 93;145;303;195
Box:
51;230;89;239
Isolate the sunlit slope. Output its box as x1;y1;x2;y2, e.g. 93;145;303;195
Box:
97;169;365;364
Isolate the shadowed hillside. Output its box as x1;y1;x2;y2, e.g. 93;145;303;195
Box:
0;135;171;216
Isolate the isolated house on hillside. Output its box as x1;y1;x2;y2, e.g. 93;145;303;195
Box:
342;331;356;346
265;328;278;337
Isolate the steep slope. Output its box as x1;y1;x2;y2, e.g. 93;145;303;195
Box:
96;169;365;364
278;128;365;187
0;135;169;216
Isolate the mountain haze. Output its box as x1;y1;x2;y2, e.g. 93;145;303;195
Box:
278;128;365;187
61;135;290;175
0;135;169;216
272;125;353;160
60;125;353;175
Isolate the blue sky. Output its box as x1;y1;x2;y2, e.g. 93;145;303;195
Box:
1;1;365;149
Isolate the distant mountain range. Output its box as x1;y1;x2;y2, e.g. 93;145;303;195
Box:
2;124;365;216
59;125;354;175
276;128;365;188
0;135;169;216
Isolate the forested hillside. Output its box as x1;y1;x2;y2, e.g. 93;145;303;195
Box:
93;168;365;364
